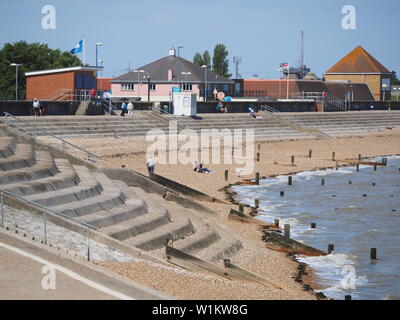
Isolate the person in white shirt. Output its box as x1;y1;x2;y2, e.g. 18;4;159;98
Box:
32;99;40;116
127;102;134;116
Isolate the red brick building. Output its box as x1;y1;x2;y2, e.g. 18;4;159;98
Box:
25;66;103;100
239;79;374;101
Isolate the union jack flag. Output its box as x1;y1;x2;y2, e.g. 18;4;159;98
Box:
280;62;288;68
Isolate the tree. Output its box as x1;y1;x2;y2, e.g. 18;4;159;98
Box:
212;44;231;78
0;41;82;99
193;50;211;69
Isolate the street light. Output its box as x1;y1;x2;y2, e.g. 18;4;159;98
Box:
177;45;184;57
133;69;145;99
98;60;104;91
95;42;103;67
201;65;207;101
382;83;388;101
10;63;21;100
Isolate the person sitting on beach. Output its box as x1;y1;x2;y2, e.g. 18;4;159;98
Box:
198;162;213;174
193;161;200;172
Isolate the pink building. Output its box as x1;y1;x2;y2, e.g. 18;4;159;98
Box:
111;49;234;101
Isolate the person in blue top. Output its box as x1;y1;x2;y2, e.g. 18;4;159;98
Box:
120;102;128;117
216;102;227;114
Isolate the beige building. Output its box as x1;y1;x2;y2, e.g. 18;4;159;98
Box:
325;46;393;101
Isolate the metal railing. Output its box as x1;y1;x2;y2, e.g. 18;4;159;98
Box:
259;104;336;140
0;189;96;261
292;91;348;111
2;112;102;164
41;89;106;102
150;105;197;131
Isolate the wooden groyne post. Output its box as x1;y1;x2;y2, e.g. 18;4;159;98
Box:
370;248;377;260
255;172;260;185
284;224;290;239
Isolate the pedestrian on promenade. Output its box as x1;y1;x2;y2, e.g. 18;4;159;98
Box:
90;88;96;101
213;88;218;100
127;101;134;116
120;102;127;116
39;103;45;117
32;99;40;116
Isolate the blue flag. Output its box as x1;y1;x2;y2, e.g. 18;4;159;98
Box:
70;40;83;54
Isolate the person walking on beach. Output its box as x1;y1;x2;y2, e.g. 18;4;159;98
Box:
127;101;134;116
146;157;155;174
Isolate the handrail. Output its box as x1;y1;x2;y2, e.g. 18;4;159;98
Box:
0;189;97;230
291;91;347;111
259;105;336;140
2;112;103;164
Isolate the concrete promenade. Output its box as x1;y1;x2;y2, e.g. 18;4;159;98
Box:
0;230;168;300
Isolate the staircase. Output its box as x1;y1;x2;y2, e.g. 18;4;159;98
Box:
0;132;242;262
164;111;400;140
3;111;400;141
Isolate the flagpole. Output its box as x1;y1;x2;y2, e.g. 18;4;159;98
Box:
286;62;289;100
83;35;86;65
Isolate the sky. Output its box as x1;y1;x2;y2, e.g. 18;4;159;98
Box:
0;0;399;79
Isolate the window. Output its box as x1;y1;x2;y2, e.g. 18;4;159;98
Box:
149;84;156;91
182;84;192;91
121;83;134;91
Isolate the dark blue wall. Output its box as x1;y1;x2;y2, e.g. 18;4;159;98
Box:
0;101;81;116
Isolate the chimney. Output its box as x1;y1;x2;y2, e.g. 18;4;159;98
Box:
169;48;176;57
168;69;173;81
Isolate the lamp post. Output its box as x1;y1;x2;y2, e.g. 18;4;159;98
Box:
134;69;145;99
95;42;103;67
141;72;151;102
201;65;207;101
177;45;184;57
98;59;104;92
10;63;21;100
382;83;388;101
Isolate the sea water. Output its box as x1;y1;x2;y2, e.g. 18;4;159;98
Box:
233;156;400;300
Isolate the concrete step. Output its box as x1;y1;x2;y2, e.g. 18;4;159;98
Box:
0;144;36;171
79;200;148;229
103;211;172;241
123;218;195;251
0;151;57;185
24;166;103;207
173;223;221;255
0;137;17;158
195;231;243;263
1;158;79;196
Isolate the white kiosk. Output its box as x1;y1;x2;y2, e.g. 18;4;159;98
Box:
172;92;197;116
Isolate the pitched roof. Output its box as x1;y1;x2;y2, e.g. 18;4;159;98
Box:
25;66;103;77
112;56;233;84
326;46;390;74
